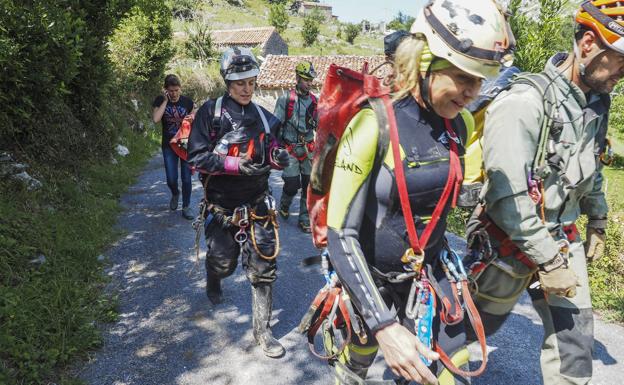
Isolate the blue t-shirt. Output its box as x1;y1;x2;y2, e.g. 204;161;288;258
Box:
152;94;194;142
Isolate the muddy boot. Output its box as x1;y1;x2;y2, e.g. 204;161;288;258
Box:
206;270;222;305
279;192;294;219
251;283;285;358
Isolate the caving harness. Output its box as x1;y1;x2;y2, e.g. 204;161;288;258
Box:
283;89;317;161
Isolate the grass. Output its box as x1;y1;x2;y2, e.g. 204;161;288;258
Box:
588;166;624;321
0;123;159;384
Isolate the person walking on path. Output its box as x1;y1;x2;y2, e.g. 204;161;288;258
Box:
466;1;623;384
187;47;290;358
152;74;195;219
273;61;318;233
320;1;514;384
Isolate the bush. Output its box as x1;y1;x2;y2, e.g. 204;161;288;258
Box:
508;0;574;72
109;1;174;92
171;61;225;103
168;0;200;20
184;18;215;65
344;23;360;45
302;11;321;47
269;3;289;34
387;11;414;32
0;0;138;166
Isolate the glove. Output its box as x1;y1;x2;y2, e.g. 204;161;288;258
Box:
538;253;578;298
238;158;271;176
272;147;290;168
585;218;607;263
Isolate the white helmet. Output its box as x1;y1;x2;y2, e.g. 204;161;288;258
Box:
220;47;260;81
411;0;515;79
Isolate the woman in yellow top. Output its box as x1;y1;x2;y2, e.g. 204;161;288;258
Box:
324;1;514;384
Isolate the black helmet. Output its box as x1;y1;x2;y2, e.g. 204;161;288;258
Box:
384;30;410;59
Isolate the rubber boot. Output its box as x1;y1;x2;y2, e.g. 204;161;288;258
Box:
206;270;222;305
279;192;294;219
251;283;285;358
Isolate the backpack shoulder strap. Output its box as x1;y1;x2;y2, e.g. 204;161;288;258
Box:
286;89;296;121
366;98;391;177
509;72;558;178
211;96;224;133
253;103;271;134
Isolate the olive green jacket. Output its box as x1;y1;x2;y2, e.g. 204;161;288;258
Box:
482;53;609;265
273;90;317;145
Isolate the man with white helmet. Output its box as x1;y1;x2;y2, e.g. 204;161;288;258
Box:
467;1;622;383
308;1;514;384
188;47;290;358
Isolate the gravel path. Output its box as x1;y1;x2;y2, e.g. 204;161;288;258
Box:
78;154;624;385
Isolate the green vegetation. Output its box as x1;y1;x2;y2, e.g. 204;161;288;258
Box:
587;167;624;321
302;11;322;47
508;0;574;72
268;2;289;34
344;23;361;45
0;128;159;384
0;0;170;382
387;11;415;32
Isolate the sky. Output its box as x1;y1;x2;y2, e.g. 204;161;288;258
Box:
324;0;428;24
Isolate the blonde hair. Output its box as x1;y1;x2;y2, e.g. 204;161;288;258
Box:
392;34;427;101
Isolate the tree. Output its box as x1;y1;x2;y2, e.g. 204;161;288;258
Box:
387;11;415;31
302;12;320;47
269;3;289;33
344;23;360;45
508;0;573;72
184;17;215;65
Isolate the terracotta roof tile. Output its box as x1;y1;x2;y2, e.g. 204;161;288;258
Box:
212;27;276;46
257;55;391;89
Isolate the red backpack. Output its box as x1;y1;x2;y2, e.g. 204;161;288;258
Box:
303;63;488;378
170;114;195;160
307;63;390;249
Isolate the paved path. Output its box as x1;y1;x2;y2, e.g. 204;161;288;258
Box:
78;154;623;385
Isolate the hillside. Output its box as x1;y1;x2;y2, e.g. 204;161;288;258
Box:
193;0;385;55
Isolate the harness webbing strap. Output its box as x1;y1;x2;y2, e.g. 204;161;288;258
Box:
388;106;463;255
436;279;488;377
303;286;353;360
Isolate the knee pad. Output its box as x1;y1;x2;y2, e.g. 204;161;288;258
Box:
205;252;237;278
282;176;301;196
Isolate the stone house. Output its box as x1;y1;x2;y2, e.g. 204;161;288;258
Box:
211;27;288;56
297;2;333;20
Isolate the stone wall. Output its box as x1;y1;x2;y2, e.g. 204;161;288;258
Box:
262;32;288;56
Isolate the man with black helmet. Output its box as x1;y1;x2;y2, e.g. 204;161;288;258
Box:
273;60;318;232
188;47;290;358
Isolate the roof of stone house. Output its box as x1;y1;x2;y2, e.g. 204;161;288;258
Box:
301;2;332;9
257;55;390;89
211;27;277;46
